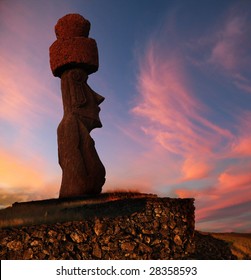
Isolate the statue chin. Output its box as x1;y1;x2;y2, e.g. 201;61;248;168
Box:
87;119;103;132
78;116;102;132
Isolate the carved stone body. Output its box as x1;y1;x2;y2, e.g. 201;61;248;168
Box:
49;14;106;198
58;68;105;197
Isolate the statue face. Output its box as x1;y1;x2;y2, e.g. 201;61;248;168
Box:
62;68;105;131
79;82;105;131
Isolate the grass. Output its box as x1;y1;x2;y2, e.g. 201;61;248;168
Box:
210;232;251;260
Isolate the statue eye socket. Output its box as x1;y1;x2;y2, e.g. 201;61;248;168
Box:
71;71;82;81
71;69;88;82
74;83;87;106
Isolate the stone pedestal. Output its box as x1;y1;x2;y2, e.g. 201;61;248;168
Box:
0;193;195;259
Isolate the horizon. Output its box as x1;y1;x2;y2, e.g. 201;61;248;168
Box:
0;0;251;233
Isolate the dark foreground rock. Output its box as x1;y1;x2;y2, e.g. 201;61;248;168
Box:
0;228;237;260
185;231;237;260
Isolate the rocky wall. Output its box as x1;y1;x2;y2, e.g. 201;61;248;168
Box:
0;197;195;259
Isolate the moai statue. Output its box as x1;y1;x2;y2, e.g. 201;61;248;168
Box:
49;14;106;198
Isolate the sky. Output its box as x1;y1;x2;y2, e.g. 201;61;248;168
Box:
0;0;251;232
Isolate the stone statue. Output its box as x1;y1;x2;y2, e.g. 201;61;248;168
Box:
49;14;106;198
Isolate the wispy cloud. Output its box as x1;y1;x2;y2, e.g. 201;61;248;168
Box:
0;0;64;127
0;1;62;163
189;4;251;96
231;111;251;157
129;3;251;231
132;40;235;181
0;54;61;131
208;16;244;71
176;164;251;232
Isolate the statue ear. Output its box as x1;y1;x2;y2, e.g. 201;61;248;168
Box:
69;70;87;107
75;83;87;106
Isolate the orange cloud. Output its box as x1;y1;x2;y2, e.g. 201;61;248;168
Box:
0;1;62;192
181;157;212;180
0;148;59;207
233;137;251;156
217;169;251;194
0;149;43;188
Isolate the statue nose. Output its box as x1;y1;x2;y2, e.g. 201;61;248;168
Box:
95;92;105;105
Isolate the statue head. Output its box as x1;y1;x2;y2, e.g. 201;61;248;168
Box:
61;68;105;132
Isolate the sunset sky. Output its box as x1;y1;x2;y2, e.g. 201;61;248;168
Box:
0;0;251;232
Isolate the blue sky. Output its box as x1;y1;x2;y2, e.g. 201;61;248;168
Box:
0;0;251;232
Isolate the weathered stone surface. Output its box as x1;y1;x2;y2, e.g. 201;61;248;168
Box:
57;68;105;197
50;38;98;77
0;196;197;260
70;231;84;243
121;241;136;252
6;240;22;251
50;14;98;77
138;242;152;254
49;14;105;198
174;235;183;246
92;243;102;258
23;248;33;260
94;219;104;236
55;14;91;39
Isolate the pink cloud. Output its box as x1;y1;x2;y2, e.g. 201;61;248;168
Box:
0;55;60;129
209;16;243;71
0;2;62;168
0;1;63;132
132;42;234;182
232;137;251;157
234;81;251;94
218;170;251;193
187;5;251;96
230;111;251;157
181;157;212;180
205;9;251;96
176;165;251;231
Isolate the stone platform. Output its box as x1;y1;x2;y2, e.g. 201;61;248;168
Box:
0;193;157;228
0;193;195;259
